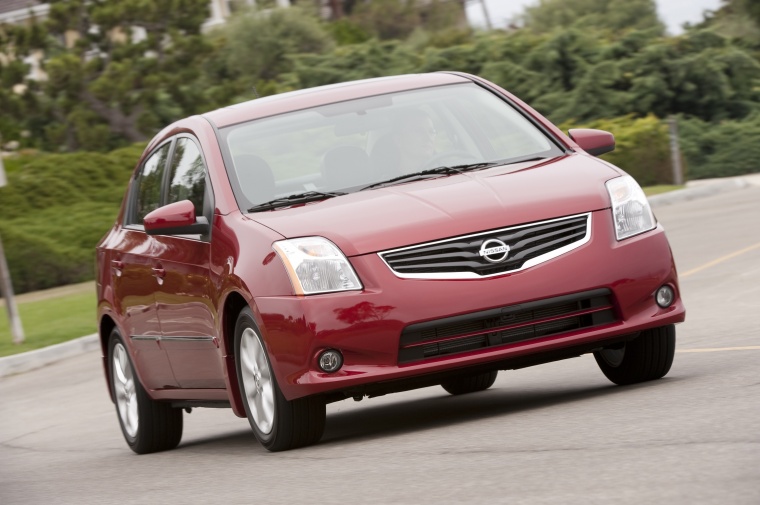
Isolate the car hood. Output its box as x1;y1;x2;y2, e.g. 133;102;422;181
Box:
249;154;619;256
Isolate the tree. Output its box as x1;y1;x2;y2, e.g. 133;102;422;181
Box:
2;0;212;151
523;0;665;36
212;6;333;84
345;0;467;40
350;0;422;40
742;0;760;26
692;0;760;45
315;0;467;25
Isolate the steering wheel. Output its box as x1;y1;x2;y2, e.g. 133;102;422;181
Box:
423;150;479;170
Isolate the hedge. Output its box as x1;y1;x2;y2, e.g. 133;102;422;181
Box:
563;114;672;186
564;114;760;184
678;113;760;179
0;145;143;293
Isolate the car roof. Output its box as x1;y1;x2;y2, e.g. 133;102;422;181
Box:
203;73;472;129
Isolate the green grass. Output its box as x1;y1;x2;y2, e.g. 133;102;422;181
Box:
643;184;684;196
0;291;97;357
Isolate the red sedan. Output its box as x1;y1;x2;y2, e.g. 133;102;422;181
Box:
96;72;685;453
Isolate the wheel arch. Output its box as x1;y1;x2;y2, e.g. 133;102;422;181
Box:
221;290;251;417
99;314;118;403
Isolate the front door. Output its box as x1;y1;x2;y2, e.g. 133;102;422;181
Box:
153;137;224;389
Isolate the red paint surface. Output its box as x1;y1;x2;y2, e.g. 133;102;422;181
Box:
143;200;196;231
568;128;616;156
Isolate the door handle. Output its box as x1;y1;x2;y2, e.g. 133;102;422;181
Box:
151;267;166;279
111;260;124;276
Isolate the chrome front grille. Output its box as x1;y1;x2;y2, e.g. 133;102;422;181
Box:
379;213;591;279
398;289;616;363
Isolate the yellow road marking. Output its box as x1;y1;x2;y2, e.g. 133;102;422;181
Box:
680;242;760;278
677;346;760;353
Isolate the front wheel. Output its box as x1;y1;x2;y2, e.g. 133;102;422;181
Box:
234;307;325;451
108;329;183;454
441;370;498;395
594;325;676;386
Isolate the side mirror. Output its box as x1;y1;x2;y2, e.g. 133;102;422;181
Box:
568;128;615;157
144;200;209;236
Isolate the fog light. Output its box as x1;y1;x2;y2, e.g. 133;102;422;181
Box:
655;285;675;308
318;349;343;373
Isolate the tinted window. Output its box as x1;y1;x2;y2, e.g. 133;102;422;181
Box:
133;143;170;225
223;83;562;209
168;138;206;216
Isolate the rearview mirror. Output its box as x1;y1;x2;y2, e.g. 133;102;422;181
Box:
144;200;209;236
568;128;615;156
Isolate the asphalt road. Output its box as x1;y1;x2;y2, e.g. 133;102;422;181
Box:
2;184;759;505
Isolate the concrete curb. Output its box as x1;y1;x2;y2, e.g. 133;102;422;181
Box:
647;177;751;208
1;173;756;378
0;333;100;378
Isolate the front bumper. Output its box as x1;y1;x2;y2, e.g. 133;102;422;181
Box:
254;210;685;401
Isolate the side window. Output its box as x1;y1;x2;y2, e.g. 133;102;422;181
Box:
133;143;171;225
168;138;207;217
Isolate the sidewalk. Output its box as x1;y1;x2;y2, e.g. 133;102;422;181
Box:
2;173;758;378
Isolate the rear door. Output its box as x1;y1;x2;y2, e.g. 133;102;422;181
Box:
112;142;178;389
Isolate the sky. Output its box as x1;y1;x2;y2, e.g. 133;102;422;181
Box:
465;0;725;35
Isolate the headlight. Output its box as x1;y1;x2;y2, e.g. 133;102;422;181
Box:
273;237;362;295
605;175;656;240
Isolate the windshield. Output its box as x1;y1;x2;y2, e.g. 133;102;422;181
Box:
221;82;563;211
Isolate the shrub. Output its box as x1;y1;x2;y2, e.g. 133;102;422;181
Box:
678;114;760;179
0;144;143;293
562;115;672;186
326;18;371;46
212;6;334;82
561;114;760;183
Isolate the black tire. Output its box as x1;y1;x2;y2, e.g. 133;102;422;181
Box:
234;307;325;452
441;370;498;395
108;329;183;454
594;325;676;386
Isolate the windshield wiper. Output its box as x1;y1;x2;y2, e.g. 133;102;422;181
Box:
504;155;551;165
248;191;347;212
359;166;464;191
430;161;504;172
359;156;551;192
433;157;549;172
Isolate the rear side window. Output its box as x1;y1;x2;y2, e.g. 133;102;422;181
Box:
133;143;170;225
168;138;207;216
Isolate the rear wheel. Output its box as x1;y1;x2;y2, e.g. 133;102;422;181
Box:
234;307;325;451
108;329;183;454
441;370;498;395
594;325;676;385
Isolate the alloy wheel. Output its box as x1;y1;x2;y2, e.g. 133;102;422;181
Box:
240;327;275;435
112;342;139;438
